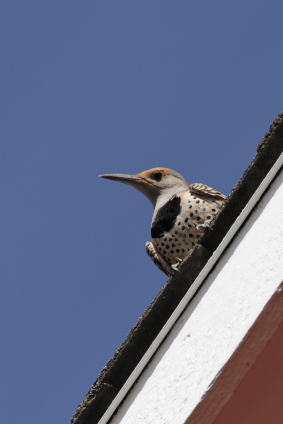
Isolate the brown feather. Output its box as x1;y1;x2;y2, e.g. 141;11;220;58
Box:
188;183;226;201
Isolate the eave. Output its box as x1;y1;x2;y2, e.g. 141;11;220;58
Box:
71;112;283;424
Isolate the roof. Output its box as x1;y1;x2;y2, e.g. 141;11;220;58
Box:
71;112;283;424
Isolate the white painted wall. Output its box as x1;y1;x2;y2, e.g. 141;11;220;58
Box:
110;170;283;424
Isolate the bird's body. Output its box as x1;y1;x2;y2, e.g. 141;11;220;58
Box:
99;168;226;277
150;188;224;264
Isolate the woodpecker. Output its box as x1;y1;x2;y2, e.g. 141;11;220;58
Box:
99;168;226;277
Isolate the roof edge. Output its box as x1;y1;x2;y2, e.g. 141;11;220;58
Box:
71;112;283;424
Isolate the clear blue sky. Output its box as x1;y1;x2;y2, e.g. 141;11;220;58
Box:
1;2;283;423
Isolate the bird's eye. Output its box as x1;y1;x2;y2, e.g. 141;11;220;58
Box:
153;171;163;181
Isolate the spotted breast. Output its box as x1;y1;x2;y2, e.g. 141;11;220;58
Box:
151;188;225;265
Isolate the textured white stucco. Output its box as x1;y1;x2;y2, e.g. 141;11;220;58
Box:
110;171;283;424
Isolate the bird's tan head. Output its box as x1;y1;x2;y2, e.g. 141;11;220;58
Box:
99;167;189;206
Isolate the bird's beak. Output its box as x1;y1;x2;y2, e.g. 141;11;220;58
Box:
99;173;157;205
99;173;142;186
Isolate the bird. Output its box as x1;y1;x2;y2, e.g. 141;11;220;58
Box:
99;168;226;277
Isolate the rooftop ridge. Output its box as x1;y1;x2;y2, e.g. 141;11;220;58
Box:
71;111;283;424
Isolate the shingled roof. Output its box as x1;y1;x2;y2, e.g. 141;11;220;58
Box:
71;112;283;424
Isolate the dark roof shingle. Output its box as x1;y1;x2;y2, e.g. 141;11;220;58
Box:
71;112;283;424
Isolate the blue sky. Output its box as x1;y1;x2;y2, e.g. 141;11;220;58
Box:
1;2;283;423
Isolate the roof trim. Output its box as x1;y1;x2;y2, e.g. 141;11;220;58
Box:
97;152;283;424
71;112;283;424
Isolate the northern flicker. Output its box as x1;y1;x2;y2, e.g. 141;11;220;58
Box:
99;168;226;277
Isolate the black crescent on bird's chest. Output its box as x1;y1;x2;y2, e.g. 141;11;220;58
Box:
151;196;182;239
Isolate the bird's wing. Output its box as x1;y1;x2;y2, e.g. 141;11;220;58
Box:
145;241;173;277
188;183;227;201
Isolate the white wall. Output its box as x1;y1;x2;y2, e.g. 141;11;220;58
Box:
110;170;283;424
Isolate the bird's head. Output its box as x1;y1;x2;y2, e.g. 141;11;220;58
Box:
99;167;189;207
